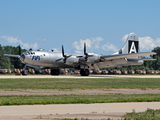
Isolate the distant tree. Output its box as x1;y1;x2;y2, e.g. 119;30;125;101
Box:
0;44;27;69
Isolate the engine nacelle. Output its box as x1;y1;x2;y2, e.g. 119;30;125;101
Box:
79;53;101;63
65;56;79;65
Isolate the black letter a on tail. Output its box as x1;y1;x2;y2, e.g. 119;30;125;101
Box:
128;41;139;53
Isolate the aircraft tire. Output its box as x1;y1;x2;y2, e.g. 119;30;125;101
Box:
21;70;28;76
51;69;60;75
80;69;89;76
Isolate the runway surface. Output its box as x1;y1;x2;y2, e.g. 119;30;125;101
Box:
0;102;160;119
0;74;160;78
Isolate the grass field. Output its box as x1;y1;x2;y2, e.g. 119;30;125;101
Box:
124;108;160;120
0;94;160;105
0;78;160;105
0;78;160;89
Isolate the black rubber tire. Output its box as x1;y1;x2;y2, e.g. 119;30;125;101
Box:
51;69;60;75
80;69;89;76
21;70;28;76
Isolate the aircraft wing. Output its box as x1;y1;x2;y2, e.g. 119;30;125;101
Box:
100;52;156;60
3;54;20;58
127;58;156;61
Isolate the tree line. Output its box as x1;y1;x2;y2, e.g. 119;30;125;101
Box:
0;44;160;70
0;45;26;69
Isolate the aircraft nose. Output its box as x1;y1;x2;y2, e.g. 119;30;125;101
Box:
20;54;25;61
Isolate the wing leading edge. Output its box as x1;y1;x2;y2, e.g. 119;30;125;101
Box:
100;52;156;60
3;54;20;58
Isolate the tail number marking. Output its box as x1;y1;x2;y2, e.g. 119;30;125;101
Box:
128;41;139;53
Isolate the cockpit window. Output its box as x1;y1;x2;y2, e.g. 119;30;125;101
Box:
30;52;35;55
24;51;31;55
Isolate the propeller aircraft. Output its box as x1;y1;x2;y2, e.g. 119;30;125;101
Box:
4;33;156;76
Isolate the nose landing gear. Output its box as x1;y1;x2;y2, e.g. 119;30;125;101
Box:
21;65;28;75
21;70;28;75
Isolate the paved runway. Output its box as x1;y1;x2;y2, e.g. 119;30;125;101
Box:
0;102;160;119
0;74;160;78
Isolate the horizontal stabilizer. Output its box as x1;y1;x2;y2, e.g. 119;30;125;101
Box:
3;54;20;58
100;52;156;60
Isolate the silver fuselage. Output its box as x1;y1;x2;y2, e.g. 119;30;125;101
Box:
20;50;143;70
21;51;79;68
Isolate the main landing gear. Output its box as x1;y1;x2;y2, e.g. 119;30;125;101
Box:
80;69;90;76
51;69;60;75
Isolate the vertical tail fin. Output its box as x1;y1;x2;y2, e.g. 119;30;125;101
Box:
119;33;140;54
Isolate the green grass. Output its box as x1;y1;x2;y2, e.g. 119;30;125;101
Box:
0;78;160;106
0;94;160;105
0;78;160;90
124;108;160;120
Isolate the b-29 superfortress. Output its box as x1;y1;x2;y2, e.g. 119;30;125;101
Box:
4;33;156;76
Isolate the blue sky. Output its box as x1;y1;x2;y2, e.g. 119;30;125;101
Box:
0;0;160;55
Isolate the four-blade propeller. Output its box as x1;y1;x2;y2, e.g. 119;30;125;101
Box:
84;42;94;61
55;45;72;63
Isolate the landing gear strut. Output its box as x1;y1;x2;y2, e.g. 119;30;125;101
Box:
51;69;60;75
80;69;90;76
21;65;28;75
21;70;28;75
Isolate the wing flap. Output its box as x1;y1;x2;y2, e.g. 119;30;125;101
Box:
127;58;156;61
100;52;156;60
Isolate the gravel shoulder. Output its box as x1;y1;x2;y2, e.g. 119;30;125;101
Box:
0;88;160;95
0;113;124;120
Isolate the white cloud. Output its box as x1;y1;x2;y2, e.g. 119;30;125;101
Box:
0;36;38;50
139;36;160;51
72;37;119;53
73;38;92;50
102;43;118;52
0;36;19;44
72;37;104;51
32;43;38;50
92;37;103;49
